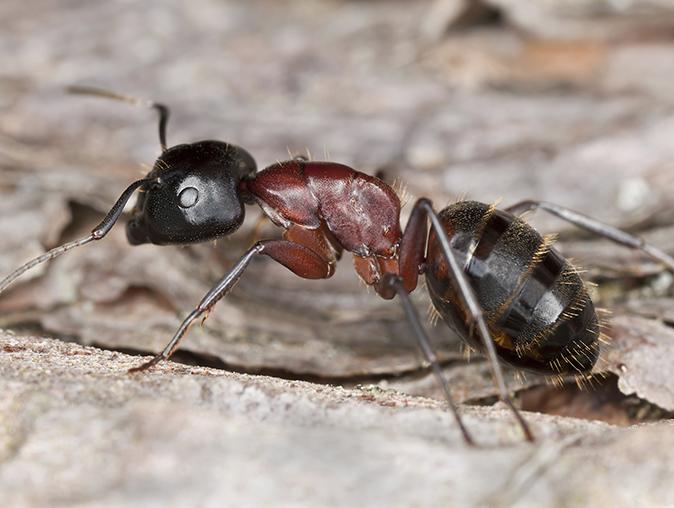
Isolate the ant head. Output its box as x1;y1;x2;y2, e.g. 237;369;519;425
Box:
127;141;257;245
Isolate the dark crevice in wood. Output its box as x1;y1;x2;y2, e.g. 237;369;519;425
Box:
473;373;674;425
91;342;467;386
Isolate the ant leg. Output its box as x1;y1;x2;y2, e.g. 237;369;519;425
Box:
384;274;475;445
410;198;535;442
129;238;333;373
506;200;674;272
129;243;263;373
0;178;150;296
67;85;170;152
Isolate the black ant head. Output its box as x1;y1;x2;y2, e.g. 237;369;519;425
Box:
0;89;262;297
126;141;257;245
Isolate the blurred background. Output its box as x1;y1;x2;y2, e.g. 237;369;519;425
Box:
2;0;674;428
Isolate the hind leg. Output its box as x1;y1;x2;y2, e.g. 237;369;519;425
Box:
506;200;674;272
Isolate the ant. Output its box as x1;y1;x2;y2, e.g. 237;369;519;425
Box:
2;86;674;445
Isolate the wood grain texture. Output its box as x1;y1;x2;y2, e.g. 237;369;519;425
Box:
0;2;674;504
0;333;673;508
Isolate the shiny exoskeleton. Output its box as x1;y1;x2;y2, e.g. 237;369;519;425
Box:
425;203;599;375
3;87;673;446
127;141;257;246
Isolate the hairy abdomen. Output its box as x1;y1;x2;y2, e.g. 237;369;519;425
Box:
425;201;600;375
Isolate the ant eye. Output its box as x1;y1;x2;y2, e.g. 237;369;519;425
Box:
178;187;199;208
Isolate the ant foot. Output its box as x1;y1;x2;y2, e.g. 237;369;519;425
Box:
128;354;164;373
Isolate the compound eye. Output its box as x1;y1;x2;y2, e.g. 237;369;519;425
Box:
178;187;199;208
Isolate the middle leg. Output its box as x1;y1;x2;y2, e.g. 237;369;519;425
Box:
399;198;535;442
384;274;474;445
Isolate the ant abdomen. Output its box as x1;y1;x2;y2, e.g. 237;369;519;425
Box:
425;201;600;376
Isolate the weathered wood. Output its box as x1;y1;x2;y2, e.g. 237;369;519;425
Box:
1;333;673;508
1;0;674;504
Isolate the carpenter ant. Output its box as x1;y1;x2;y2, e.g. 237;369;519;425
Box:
3;87;674;445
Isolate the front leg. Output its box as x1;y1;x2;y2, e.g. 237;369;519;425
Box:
129;238;333;373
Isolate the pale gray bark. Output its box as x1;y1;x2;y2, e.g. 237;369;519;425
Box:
1;1;674;505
